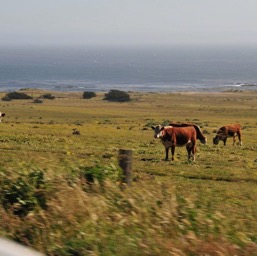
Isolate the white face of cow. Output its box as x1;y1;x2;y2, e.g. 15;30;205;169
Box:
0;112;5;123
151;125;165;139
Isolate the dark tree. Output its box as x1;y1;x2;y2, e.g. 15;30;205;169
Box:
1;96;11;101
42;93;55;100
83;91;96;99
103;90;130;102
4;91;33;100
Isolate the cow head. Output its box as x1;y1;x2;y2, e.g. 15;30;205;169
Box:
200;136;207;144
0;112;6;123
151;125;165;139
213;136;220;145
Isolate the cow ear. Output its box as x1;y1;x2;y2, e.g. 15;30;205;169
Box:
161;126;165;131
151;126;155;130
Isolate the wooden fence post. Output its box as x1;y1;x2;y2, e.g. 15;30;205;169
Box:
118;149;132;186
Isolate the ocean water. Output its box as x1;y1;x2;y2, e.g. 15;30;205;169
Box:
1;46;257;93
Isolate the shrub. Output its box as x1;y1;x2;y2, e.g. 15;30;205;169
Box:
81;165;105;186
1;95;12;101
41;93;55;100
0;167;48;217
66;164;121;190
4;91;33;100
79;164;121;185
103;90;130;102
33;98;43;104
83;91;96;99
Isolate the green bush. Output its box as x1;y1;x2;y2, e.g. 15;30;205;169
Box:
4;91;33;100
1;95;12;101
104;90;131;102
41;93;55;100
80;164;121;185
83;91;96;99
33;98;43;103
66;164;121;190
0;167;48;217
80;165;106;186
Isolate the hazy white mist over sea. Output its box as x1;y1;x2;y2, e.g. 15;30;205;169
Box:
1;46;257;93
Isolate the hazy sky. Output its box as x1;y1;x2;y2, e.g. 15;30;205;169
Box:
1;0;257;47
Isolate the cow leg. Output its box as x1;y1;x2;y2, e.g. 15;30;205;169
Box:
186;143;195;161
171;146;175;161
237;132;242;146
165;148;169;160
186;144;191;160
192;144;196;161
223;138;227;146
233;135;236;146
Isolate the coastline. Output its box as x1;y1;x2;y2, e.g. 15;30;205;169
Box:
1;87;256;102
0;83;257;94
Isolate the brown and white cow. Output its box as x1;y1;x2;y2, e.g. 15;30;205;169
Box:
152;125;197;161
169;122;207;144
0;112;5;123
213;124;242;146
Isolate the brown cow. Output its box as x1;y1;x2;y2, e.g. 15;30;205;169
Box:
169;122;207;144
213;124;242;146
152;125;197;161
0;112;5;123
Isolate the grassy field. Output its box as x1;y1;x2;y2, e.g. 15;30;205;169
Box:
0;89;257;255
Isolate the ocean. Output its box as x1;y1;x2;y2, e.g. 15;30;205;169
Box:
1;45;257;93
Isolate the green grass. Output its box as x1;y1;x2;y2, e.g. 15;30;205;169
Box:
1;90;257;255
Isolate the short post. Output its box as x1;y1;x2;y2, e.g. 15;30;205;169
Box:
118;149;132;186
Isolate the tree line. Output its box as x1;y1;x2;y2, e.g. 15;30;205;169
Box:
1;89;131;102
